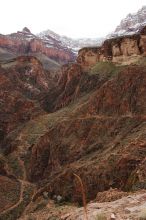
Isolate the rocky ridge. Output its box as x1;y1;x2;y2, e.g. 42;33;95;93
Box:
0;28;75;66
38;29;103;53
109;6;146;37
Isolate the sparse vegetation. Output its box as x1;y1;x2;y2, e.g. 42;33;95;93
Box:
0;184;33;220
95;213;107;220
32;200;48;212
136;57;146;66
89;61;123;77
47;216;60;220
7;154;23;179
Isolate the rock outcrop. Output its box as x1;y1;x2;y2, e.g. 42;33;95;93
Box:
77;26;146;70
0;56;57;137
29;38;74;63
17;190;146;220
112;6;146;37
41;61;108;112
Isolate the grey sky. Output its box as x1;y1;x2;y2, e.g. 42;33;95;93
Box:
1;0;146;38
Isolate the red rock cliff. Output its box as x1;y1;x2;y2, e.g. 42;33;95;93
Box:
77;26;146;70
0;30;75;64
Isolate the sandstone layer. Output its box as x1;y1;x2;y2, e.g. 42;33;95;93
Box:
0;30;75;65
77;26;146;70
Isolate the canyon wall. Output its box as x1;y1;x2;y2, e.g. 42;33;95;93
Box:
0;34;75;64
1;26;146;218
77;26;146;71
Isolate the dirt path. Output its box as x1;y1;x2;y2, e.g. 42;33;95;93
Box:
17;157;27;181
0;179;36;216
0;181;24;215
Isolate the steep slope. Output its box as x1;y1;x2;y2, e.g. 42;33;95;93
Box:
38;29;104;53
0;55;59;219
77;25;146;71
1;27;146;220
0;28;75;67
26;64;146;202
0;27;104;69
1;59;146;206
109;6;146;37
0;55;58;141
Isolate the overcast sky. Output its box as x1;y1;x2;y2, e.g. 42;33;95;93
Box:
1;0;146;38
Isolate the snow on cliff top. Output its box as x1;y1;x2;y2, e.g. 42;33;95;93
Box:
108;6;146;38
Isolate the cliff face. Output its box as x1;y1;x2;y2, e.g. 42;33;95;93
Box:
77;26;146;70
112;6;146;37
0;35;29;53
0;56;57;137
29;38;74;63
41;62;108;112
13;62;144;208
0;29;75;64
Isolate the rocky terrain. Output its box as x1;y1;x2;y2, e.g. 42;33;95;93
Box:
0;24;146;220
78;26;146;71
19;190;146;220
0;27;75;68
0;27;103;71
0;55;60;149
109;6;146;38
38;29;103;53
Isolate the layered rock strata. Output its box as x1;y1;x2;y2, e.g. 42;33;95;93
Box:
77;26;146;70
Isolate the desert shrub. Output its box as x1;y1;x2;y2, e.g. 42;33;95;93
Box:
47;217;60;220
95;213;107;220
89;61;122;77
136;57;146;66
32;200;48;212
7;154;23;178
